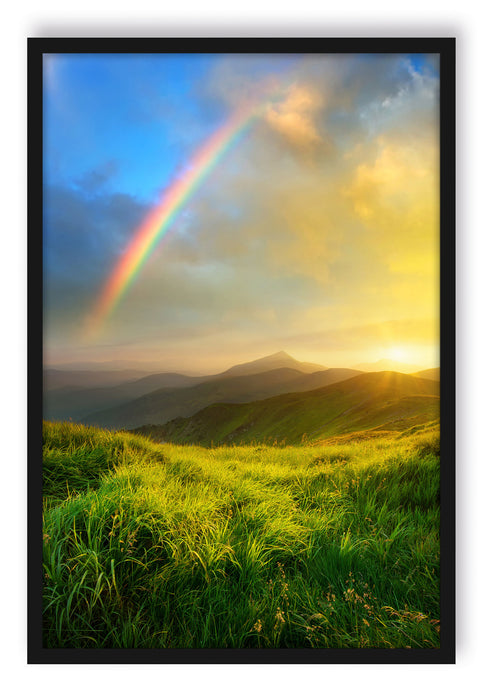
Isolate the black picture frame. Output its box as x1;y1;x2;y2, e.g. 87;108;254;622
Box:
28;36;455;664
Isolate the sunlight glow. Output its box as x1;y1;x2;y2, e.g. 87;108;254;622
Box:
387;346;410;362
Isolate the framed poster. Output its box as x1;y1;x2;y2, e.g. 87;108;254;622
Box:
28;37;455;663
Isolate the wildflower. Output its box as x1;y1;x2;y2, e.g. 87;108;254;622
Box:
431;619;441;633
252;619;262;633
275;607;285;630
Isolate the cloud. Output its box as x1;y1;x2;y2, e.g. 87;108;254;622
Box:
357;56;440;139
152;54;439;318
264;83;323;151
281;316;438;348
342;132;439;292
74;161;120;193
43;180;148;338
43;54;441;370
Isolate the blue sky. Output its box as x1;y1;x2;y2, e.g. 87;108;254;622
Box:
44;53;222;197
43;52;440;372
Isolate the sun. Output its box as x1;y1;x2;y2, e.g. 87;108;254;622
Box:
387;346;409;363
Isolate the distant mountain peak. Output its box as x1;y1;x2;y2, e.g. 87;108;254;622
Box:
221;351;327;378
262;350;293;360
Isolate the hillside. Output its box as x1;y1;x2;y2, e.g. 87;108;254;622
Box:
44;371;204;422
138;371;440;446
84;365;363;430
42;420;440;649
43;367;150;391
412;368;440;382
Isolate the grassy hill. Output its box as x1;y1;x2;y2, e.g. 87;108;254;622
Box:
412;368;440;382
83;366;363;430
42;420;440;649
137;371;440;446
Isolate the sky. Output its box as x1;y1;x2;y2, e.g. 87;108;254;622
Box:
43;52;440;373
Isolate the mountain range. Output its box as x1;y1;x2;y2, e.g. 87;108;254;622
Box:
135;370;440;446
44;371;203;421
81;353;363;429
43;351;440;442
44;351;331;423
43;367;151;391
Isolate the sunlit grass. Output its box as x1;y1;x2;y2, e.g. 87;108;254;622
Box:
42;420;440;649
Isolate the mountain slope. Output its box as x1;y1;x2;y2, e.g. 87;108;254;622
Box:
43;372;204;422
43;368;151;391
140;371;440;446
83;366;362;430
412;368;440;382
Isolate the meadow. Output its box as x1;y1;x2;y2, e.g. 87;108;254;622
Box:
42;420;440;649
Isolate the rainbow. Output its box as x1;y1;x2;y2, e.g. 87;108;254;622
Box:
85;97;267;339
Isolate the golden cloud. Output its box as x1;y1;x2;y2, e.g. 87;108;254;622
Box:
265;83;323;150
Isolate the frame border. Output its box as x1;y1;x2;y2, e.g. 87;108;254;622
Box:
28;36;455;664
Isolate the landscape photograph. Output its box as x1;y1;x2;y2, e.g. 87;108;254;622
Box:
37;44;448;656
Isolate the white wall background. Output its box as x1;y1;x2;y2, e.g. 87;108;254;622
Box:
2;1;492;696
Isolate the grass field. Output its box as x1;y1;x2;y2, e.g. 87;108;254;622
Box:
42;420;440;649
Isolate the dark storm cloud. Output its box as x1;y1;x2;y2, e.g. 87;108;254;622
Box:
74;160;120;193
43;178;149;330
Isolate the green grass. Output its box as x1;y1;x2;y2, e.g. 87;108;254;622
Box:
42;420;440;649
